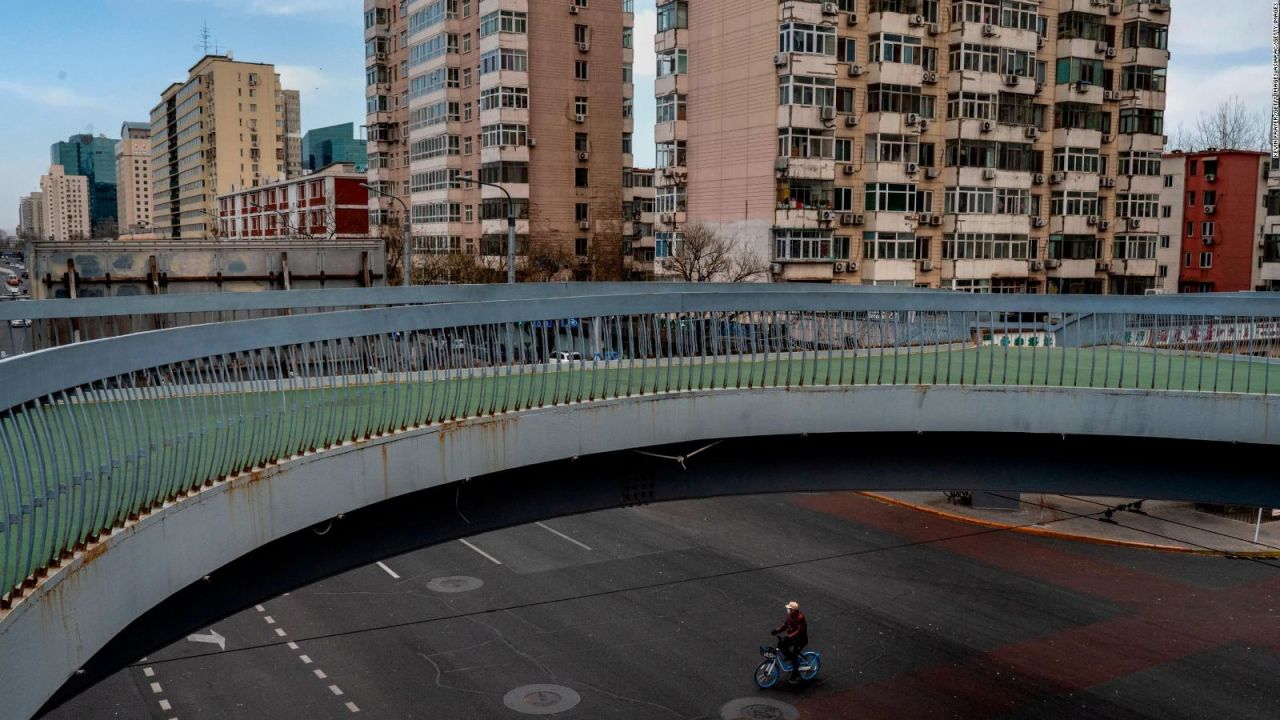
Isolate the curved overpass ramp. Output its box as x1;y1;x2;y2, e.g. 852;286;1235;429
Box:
3;287;1280;718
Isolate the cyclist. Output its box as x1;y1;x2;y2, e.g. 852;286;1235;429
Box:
772;600;808;683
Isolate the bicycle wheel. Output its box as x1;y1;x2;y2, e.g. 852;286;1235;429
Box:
799;652;820;680
754;659;780;689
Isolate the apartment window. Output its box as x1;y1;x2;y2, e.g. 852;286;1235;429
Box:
575;203;589;222
576;133;589;152
1117;151;1161;176
657;141;687;167
479;86;529;111
865;133;919;164
1050;191;1101;217
1184;252;1192;267
862;231;922;260
575;60;589;80
656;49;687;77
1159;235;1171;249
575;96;589;117
1119;108;1164;136
1202;221;1216;237
656;93;687;122
1200;252;1213;268
864;183;924;213
575;168;589;187
775;229;835;261
1053;147;1104;174
1157;265;1168;278
479;10;527;37
1203;190;1217;206
1186;191;1195;207
1161;205;1172;218
779;128;835;159
1163;174;1174;188
575;25;589;44
869;33;923;65
1116;193;1159;218
778;75;836;107
1049;235;1102;260
1112;235;1157;260
779;22;836;56
943;233;1031;260
657;1;688;31
479;48;529;75
835;139;853;163
1121;65;1167;93
1186;221;1194;237
866;84;935;117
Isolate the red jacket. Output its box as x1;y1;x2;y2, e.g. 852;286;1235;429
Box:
775;610;807;641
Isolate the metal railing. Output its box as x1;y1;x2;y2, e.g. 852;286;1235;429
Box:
2;286;1279;608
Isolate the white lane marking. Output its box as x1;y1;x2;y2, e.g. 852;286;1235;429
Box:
299;654;313;664
264;616;276;624
329;685;345;696
345;701;361;713
275;628;287;637
458;538;502;565
535;521;593;551
287;642;299;650
143;667;155;678
158;699;172;711
314;669;328;679
376;561;400;579
150;682;163;694
255;604;265;612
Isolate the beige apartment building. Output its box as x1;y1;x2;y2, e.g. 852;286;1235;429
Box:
39;165;90;242
364;1;412;244
282;89;303;179
150;54;297;240
116;121;153;234
656;0;1171;292
624;167;656;278
391;0;632;279
17;192;44;240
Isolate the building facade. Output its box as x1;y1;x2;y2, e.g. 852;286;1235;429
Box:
50;133;118;234
1155;152;1182;293
215;163;370;242
624;167;656;278
150;54;297;240
282;89;304;179
393;0;633;279
1161;149;1268;293
1263;159;1280;291
39;165;91;242
17;193;44;241
655;0;1171;292
364;0;412;249
116;121;154;234
303;122;368;172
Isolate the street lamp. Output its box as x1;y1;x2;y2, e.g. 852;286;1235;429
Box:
361;182;411;287
456;175;516;284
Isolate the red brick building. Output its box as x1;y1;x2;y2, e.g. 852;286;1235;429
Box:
216;163;369;241
1168;150;1269;293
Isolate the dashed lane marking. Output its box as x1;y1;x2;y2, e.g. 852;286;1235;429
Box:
458;538;503;565
376;561;401;579
535;522;593;551
345;701;361;713
299;654;312;664
329;685;345;696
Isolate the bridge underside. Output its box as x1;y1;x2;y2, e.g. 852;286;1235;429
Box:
8;385;1279;718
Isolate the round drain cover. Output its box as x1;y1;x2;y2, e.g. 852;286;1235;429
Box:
503;684;582;715
426;575;483;593
720;697;799;720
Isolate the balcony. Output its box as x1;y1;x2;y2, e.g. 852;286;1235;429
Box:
1110;258;1157;277
943;259;1032;280
860;259;917;282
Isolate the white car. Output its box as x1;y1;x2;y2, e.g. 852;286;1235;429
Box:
550;351;582;363
9;318;30;328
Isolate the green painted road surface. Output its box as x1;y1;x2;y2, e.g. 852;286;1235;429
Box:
3;346;1278;596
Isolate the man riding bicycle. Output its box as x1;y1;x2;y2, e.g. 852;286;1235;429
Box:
773;600;808;683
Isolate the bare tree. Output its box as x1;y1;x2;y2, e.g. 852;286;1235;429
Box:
374;218;406;286
1176;96;1269;151
415;251;495;285
663;222;768;283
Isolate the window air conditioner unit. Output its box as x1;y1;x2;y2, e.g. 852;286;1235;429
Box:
821;106;837;121
1033;217;1046;228
1074;81;1091;94
845;114;859;127
1099;219;1111;230
1109;3;1121;15
1029;259;1044;271
847;260;859;272
1096;261;1111;272
1106;47;1117;59
821;210;835;221
661;213;673;223
922;71;938;84
982;168;997;180
909;14;925;26
1206;173;1217;182
774;53;789;67
775;156;791;172
569;4;579;14
1045;258;1061;269
930;215;942;226
1204;204;1216;214
982;24;996;37
917;119;929;132
840;213;854;225
1037;36;1045;48
926;167;941;179
1204;235;1215;245
579;220;591;231
1033;173;1046;185
575;114;586;123
843;164;856;175
928;23;941;36
847;13;859;26
1128;217;1141;229
918;259;934;272
823;2;838;15
905;162;919;175
1050;172;1065;184
1086;215;1098;226
578;151;589;161
834;261;846;273
852;214;865;225
1096;41;1109;54
906;113;920;125
578;42;590;53
1025;127;1040;140
661;167;673;177
528;138;537;147
980;120;994;133
849;64;865;77
918;213;932;225
1101;176;1115;188
1004;74;1020;87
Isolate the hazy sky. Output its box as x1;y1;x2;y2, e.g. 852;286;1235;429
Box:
0;1;1269;231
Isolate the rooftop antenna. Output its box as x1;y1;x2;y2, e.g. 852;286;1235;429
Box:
196;21;221;56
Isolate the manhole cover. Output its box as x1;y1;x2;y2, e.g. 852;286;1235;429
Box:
503;684;582;715
720;697;799;720
426;575;483;593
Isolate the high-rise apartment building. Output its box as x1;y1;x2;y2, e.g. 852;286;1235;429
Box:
50;133;118;234
18;193;45;240
116;122;154;234
282;89;304;179
364;1;411;248
624;167;656;278
397;0;632;279
655;0;1171;293
1155;152;1182;293
150;54;296;240
39;165;91;242
303;122;368;172
1263;159;1280;291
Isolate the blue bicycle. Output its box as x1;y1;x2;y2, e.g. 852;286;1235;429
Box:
754;635;821;688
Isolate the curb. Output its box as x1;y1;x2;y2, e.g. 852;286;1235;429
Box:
859;492;1280;557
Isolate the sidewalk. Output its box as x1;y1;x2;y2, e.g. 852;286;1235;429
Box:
864;492;1280;556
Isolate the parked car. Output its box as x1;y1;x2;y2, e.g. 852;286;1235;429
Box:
9;318;30;328
550;351;582;363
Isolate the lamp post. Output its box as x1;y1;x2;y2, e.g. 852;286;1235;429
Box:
457;175;516;284
361;182;411;287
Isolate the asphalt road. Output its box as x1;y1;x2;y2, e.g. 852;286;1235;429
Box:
43;491;1280;719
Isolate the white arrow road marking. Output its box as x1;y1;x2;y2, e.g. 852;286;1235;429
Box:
186;629;226;651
